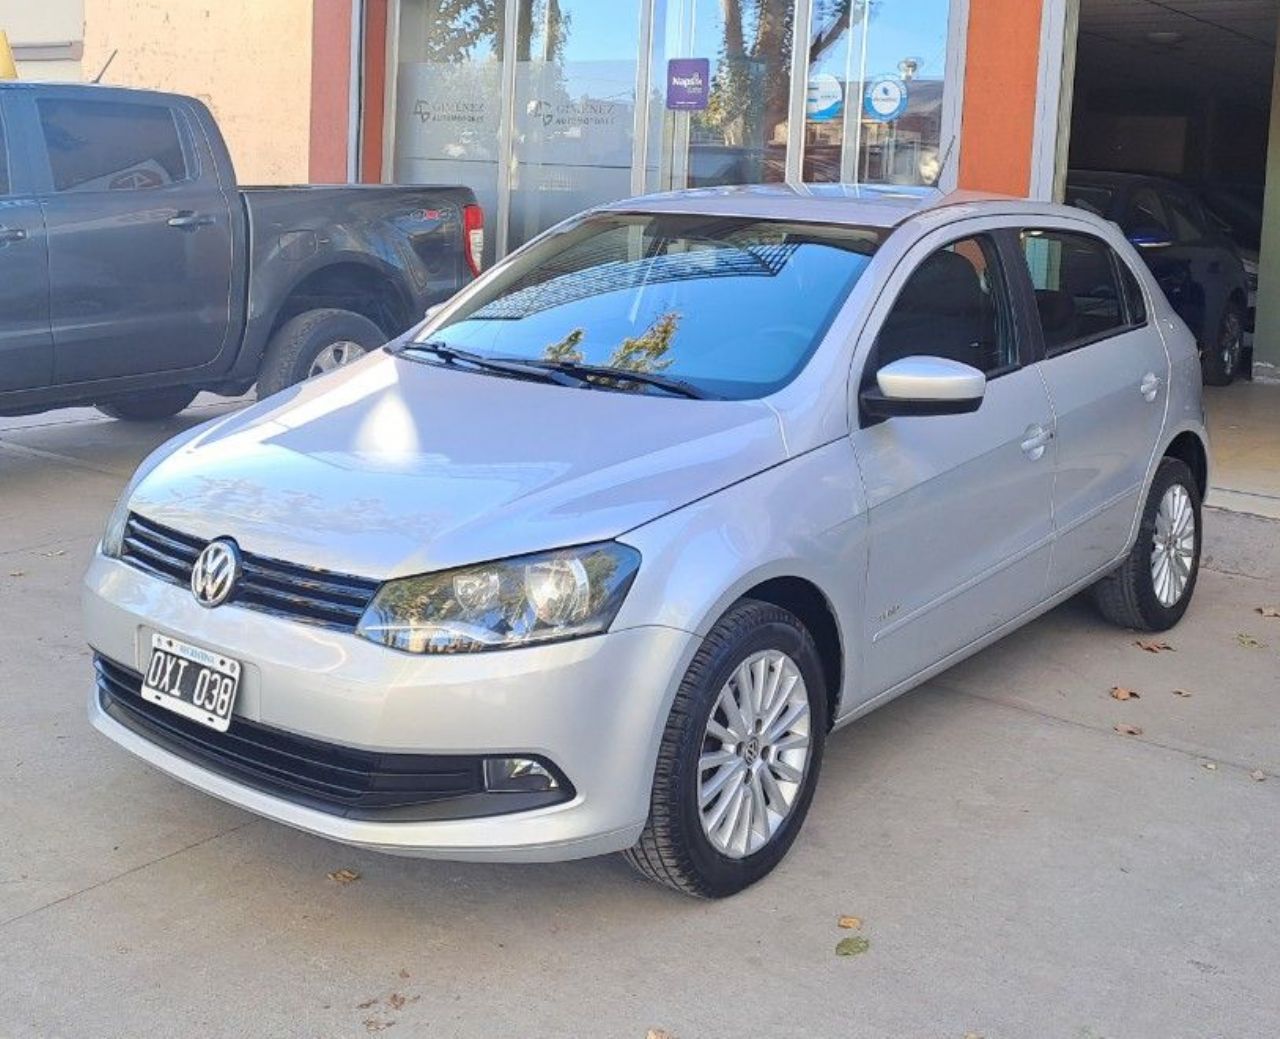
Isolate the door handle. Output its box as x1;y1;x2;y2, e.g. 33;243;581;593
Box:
1020;423;1053;461
1140;372;1162;402
0;226;28;245
167;211;214;230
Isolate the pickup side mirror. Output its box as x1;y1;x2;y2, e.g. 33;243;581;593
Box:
860;356;986;420
1127;226;1174;250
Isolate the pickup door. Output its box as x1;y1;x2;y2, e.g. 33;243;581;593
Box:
22;91;236;384
0;100;53;392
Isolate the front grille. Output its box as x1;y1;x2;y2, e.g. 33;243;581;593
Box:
121;512;381;631
95;656;575;821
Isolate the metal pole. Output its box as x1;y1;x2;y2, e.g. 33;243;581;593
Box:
785;0;813;183
495;0;523;259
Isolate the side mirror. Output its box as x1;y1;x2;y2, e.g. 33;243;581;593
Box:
1127;227;1174;250
861;356;986;420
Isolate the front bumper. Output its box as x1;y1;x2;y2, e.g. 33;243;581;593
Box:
84;553;697;862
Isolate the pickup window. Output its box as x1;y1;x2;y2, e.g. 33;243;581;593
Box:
37;98;189;193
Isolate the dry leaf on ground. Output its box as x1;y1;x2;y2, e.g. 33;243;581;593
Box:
837;915;863;930
1172;688;1193;697
327;867;361;885
7;570;24;578
397;968;410;979
355;998;378;1010
1256;606;1280;619
1251;770;1268;782
1135;639;1174;653
836;935;871;957
1236;633;1266;649
1202;762;1217;771
363;1020;394;1034
1114;723;1143;736
645;1030;677;1039
40;549;66;558
1110;686;1140;701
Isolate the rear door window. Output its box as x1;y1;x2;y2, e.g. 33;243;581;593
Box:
37;98;189;193
1018;230;1126;354
1161;191;1208;243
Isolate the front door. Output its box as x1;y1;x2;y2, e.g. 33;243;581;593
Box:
33;93;235;384
0;106;53;393
851;230;1057;697
1013;225;1170;592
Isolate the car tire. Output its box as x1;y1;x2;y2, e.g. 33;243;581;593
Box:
624;599;828;898
95;387;197;422
1092;457;1202;632
1202;301;1244;386
257;308;386;398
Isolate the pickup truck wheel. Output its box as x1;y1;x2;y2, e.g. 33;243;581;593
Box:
96;387;197;422
257;309;386;398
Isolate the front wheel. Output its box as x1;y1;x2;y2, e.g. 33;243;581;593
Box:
1202;302;1244;386
624;600;828;898
1092;457;1202;631
257;308;386;398
96;387;197;422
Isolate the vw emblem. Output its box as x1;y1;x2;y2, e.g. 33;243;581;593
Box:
191;538;241;608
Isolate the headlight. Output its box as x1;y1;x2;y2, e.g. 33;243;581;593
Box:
356;542;640;653
101;489;132;559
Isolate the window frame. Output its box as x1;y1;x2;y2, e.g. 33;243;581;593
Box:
0;105;10;197
1014;226;1150;360
32;95;199;197
857;228;1028;414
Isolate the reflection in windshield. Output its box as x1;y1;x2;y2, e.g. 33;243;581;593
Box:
422;213;880;399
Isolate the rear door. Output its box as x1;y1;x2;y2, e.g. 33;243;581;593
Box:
851;227;1057;696
1014;224;1169;592
31;92;235;384
0;98;53;392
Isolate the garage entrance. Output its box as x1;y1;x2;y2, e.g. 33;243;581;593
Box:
1064;0;1280;518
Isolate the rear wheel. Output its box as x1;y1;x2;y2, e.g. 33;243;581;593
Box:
1202;302;1244;386
95;387;197;422
1092;457;1201;631
257;308;385;398
624;600;827;898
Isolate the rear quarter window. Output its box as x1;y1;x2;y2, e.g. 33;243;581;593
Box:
1018;229;1131;354
37;98;189;193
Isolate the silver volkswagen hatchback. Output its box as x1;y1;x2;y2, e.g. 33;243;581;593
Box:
85;187;1209;897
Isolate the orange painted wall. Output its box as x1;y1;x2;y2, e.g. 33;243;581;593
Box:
958;0;1044;197
310;0;353;182
360;0;389;182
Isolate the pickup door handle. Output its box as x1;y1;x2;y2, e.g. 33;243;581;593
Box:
1020;423;1053;461
0;226;28;245
167;211;215;230
1140;372;1162;402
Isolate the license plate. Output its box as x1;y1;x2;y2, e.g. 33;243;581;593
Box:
141;634;241;733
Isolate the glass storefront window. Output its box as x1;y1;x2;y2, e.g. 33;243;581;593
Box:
508;0;642;253
804;0;951;185
385;0;960;258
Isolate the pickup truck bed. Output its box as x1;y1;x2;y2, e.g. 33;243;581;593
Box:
0;82;481;419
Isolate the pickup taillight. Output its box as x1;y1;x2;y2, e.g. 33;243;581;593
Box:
463;204;485;278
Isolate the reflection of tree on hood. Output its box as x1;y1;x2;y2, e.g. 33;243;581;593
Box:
700;1;876;149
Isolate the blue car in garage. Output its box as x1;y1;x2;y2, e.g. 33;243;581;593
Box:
1067;170;1250;385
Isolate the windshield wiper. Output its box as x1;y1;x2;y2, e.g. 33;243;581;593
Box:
399;341;588;389
531;360;716;400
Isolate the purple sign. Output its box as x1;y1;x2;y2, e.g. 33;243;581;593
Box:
666;58;710;111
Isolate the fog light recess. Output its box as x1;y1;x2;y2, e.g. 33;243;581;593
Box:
484;757;560;793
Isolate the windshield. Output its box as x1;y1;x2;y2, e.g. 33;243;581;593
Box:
416;213;881;400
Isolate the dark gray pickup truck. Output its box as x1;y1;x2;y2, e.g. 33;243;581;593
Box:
0;82;482;419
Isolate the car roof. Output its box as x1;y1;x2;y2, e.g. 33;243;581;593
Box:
599;183;1094;231
1068;169;1185;192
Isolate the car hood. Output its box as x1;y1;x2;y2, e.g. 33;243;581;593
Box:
130;354;786;578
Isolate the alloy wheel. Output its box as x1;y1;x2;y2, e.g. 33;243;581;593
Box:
1221;310;1242;373
1150;483;1196;607
697;649;812;859
308;340;368;378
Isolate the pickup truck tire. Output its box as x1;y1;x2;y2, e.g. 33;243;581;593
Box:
96;387;197;422
257;309;386;398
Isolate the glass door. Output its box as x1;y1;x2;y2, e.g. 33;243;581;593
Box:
650;0;798;192
507;0;644;254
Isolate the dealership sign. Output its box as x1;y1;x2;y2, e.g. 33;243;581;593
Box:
864;76;908;122
666;58;710;110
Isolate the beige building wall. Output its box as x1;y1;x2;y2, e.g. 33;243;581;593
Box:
0;0;85;81
82;0;314;184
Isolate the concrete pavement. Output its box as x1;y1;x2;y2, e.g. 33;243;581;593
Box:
1;401;1278;1039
